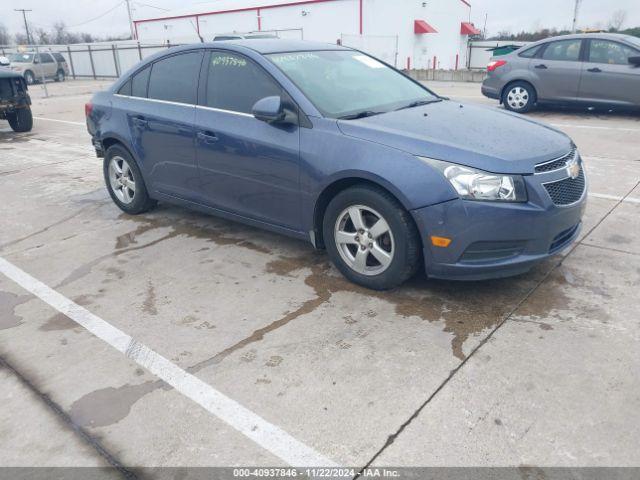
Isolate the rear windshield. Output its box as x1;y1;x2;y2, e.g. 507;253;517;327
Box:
8;53;34;63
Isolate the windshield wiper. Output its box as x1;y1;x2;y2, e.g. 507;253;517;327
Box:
395;98;443;111
338;110;385;120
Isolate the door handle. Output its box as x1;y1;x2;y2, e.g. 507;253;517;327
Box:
534;64;548;69
132;116;148;126
197;131;218;144
587;67;602;73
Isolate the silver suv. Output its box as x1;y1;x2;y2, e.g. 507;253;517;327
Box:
7;52;69;85
482;33;640;113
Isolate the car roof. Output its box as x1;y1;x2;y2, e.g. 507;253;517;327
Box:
530;32;638;44
0;66;24;79
203;39;348;54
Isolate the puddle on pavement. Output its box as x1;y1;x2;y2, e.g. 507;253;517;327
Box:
0;291;30;330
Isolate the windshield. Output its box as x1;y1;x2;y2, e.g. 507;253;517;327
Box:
8;53;34;63
625;35;640;49
267;50;439;119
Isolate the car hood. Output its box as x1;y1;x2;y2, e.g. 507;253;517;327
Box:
336;100;572;175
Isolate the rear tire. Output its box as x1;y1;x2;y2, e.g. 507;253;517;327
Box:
7;108;33;132
323;185;421;290
104;145;157;215
55;69;65;82
502;81;536;113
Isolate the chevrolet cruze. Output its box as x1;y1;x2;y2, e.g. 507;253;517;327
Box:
86;40;587;290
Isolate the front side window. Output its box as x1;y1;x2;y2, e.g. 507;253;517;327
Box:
148;52;202;104
39;53;54;63
205;52;282;113
541;40;582;61
588;40;638;65
131;65;150;98
267;50;438;118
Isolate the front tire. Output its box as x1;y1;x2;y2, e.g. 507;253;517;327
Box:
502;81;536;113
323;185;421;290
103;145;156;215
24;70;35;85
7;107;33;132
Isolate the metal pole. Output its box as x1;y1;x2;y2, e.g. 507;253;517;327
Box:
34;45;48;98
15;9;33;45
67;45;76;79
112;44;120;77
571;0;582;33
88;44;96;80
137;42;143;60
125;0;136;39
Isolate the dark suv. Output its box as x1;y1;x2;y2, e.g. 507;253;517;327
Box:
0;67;33;132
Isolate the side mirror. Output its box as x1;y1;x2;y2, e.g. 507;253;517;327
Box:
252;96;287;124
628;56;640;67
33;57;40;64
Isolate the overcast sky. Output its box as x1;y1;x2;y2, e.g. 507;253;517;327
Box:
3;0;640;39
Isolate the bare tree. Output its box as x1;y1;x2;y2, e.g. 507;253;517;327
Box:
34;27;51;45
52;22;71;44
14;32;29;45
608;10;627;31
0;23;10;45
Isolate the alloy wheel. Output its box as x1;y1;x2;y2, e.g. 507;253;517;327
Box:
108;155;136;204
334;205;395;276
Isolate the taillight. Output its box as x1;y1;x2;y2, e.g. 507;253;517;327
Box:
85;102;93;117
487;60;507;72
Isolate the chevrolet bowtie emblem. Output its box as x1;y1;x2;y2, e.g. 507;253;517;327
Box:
566;161;580;179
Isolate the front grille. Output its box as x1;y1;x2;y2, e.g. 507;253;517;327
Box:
543;168;586;206
535;147;576;173
549;223;580;253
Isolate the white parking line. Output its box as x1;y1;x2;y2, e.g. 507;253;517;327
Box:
34;116;85;126
590;192;640;204
0;256;337;468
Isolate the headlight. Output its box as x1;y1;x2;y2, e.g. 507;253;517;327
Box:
420;157;527;202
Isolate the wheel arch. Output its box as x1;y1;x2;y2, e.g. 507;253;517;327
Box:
312;174;417;249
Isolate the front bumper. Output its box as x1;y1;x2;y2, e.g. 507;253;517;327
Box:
411;169;587;281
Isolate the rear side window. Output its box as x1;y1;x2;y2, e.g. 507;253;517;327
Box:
205;52;281;113
52;53;66;63
39;53;55;63
118;79;132;96
588;40;638;65
131;65;150;98
148;52;202;104
541;39;582;61
518;44;542;58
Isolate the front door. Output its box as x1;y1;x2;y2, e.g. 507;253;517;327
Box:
579;39;640;107
532;39;584;102
194;51;301;231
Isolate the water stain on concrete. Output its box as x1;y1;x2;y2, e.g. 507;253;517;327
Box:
0;291;30;330
69;381;162;428
142;281;158;316
40;312;78;331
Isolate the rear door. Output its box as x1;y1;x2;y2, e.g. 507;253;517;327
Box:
38;53;57;78
194;50;301;230
531;39;584;102
123;51;204;200
578;39;640;107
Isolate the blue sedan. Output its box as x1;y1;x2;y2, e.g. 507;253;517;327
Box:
86;40;587;290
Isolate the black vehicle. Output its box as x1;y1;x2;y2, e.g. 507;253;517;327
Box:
0;67;33;132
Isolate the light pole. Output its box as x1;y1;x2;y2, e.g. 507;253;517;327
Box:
125;0;136;39
571;0;582;33
14;9;33;45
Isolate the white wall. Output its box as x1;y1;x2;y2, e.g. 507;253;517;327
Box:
134;0;475;69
